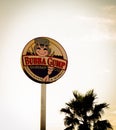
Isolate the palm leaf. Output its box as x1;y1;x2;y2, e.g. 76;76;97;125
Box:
94;120;113;130
91;103;109;120
64;116;74;126
60;107;72;115
83;89;96;110
64;125;74;130
73;90;83;100
64;116;79;126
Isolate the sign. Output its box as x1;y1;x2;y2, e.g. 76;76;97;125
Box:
21;37;68;84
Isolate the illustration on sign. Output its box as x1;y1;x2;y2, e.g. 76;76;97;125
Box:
21;37;68;84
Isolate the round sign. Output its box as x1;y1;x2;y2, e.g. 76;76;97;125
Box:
21;37;68;84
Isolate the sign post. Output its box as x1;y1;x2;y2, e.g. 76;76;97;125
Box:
40;84;46;130
21;37;68;130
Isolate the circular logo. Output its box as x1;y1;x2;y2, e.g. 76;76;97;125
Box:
21;37;68;84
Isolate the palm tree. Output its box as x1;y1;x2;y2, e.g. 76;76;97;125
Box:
60;89;113;130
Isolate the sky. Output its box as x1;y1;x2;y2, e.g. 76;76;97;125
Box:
0;0;116;130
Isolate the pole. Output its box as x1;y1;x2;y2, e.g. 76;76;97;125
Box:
40;84;46;130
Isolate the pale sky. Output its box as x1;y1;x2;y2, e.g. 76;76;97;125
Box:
0;0;116;130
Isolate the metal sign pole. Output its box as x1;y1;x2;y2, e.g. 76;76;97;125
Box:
40;84;46;130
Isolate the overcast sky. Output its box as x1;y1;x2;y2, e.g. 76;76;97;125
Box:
0;0;116;130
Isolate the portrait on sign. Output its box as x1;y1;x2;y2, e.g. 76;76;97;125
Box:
21;37;68;84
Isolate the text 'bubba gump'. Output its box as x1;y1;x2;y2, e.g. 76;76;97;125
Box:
23;56;67;70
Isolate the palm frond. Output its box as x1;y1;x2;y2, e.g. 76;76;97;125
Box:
66;99;76;109
94;103;109;114
73;90;83;100
64;125;74;130
78;123;91;130
89;103;109;120
84;90;96;106
82;90;96;112
61;107;71;115
94;120;113;130
64;116;79;126
64;116;74;126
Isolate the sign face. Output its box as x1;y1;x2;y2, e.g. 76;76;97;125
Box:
21;37;68;84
